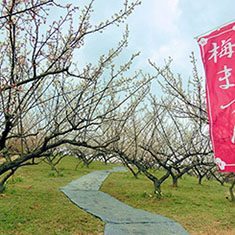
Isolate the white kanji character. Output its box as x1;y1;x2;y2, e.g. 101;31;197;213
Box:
217;65;235;89
232;125;235;143
208;42;219;63
221;99;235;110
219;38;235;58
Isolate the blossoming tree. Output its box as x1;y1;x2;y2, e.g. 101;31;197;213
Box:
0;0;148;192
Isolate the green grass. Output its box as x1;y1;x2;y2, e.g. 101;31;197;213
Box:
0;157;115;235
0;158;234;235
101;171;235;235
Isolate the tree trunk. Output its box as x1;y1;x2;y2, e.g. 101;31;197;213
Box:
198;176;203;185
124;161;139;178
153;180;162;196
229;180;235;202
0;169;16;193
211;171;224;185
52;165;60;176
172;177;178;187
0;183;4;193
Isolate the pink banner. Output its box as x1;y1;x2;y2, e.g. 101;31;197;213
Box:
198;22;235;172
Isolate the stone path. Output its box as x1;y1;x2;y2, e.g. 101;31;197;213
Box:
60;167;190;235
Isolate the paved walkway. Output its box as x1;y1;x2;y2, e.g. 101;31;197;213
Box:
60;167;190;235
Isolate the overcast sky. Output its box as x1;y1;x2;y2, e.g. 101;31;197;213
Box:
130;0;235;74
60;0;235;86
126;0;235;77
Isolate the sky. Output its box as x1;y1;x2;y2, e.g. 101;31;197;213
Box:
56;0;235;89
126;0;235;75
127;0;235;77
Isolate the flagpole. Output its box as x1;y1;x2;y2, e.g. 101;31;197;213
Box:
194;18;235;40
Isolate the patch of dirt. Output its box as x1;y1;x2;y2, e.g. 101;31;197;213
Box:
191;228;235;235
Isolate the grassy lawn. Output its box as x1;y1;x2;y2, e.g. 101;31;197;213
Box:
0;158;114;235
101;171;235;235
0;157;234;235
